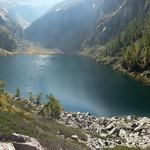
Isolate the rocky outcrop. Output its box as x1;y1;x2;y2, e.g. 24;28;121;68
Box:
0;142;15;150
59;112;150;150
0;133;44;150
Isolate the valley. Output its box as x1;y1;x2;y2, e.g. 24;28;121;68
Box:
0;0;150;84
0;0;150;149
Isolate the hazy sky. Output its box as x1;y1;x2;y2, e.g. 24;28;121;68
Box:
0;0;64;22
0;0;63;7
11;0;63;7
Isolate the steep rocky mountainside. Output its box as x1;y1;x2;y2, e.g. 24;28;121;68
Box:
83;0;149;56
85;0;145;46
25;0;124;52
0;6;22;51
82;0;150;84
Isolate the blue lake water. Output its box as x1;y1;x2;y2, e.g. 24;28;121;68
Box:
0;55;150;116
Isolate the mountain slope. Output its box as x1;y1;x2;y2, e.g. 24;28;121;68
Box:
25;0;96;52
85;0;145;46
25;0;124;52
83;0;150;65
82;0;150;84
0;6;22;51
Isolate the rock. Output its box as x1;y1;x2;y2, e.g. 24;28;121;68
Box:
14;97;19;100
115;140;121;145
85;112;90;117
106;123;114;131
0;133;44;150
139;143;150;149
100;133;107;138
0;142;15;150
138;117;150;126
101;128;108;134
134;117;150;131
95;145;101;150
92;123;101;132
72;113;77;117
97;139;104;146
127;116;132;121
71;135;79;141
59;112;150;150
66;113;72;118
143;70;150;77
108;127;120;135
14;143;43;150
119;129;126;138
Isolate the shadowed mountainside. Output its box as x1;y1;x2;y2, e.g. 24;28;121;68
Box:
24;0;123;52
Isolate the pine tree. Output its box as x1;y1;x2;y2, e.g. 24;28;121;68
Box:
29;91;33;102
15;88;20;98
144;48;150;67
38;94;62;118
0;81;5;93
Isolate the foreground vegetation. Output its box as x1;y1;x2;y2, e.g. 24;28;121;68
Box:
0;81;90;149
0;93;91;150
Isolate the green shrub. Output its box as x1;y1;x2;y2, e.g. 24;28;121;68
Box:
29;91;42;105
15;88;21;98
47;94;62;118
0;81;5;93
38;94;62;119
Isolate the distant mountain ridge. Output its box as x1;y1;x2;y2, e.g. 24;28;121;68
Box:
0;6;22;51
0;0;63;28
25;0;97;51
25;0;124;52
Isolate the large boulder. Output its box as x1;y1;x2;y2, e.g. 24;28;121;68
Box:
0;133;44;150
0;142;15;150
138;117;150;126
134;117;150;131
12;133;44;150
119;129;127;138
143;71;150;78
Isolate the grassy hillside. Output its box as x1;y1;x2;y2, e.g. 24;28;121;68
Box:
0;92;90;150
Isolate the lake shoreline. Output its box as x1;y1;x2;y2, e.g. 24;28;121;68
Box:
0;50;65;57
3;90;150;150
80;52;150;86
2;50;150;86
112;63;150;86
